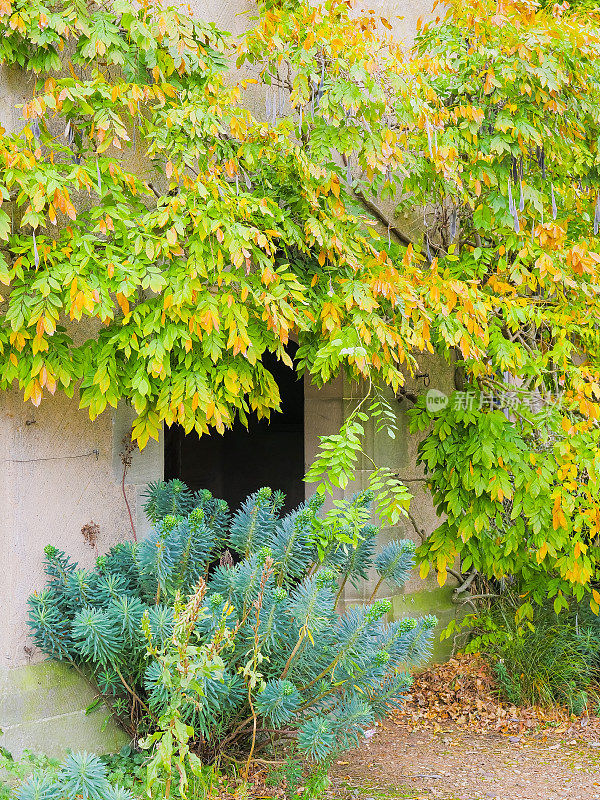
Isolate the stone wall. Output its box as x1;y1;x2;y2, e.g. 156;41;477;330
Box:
0;391;161;755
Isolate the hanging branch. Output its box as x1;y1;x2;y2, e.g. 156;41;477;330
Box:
339;153;412;246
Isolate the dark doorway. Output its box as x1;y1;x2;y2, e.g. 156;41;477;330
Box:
164;346;305;514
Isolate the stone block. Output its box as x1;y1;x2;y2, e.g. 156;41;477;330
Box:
0;662;129;757
391;586;457;663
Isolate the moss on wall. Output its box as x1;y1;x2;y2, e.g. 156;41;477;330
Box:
0;663;129;757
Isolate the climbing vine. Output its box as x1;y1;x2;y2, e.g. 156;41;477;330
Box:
2;0;600;609
0;0;440;450
262;0;600;612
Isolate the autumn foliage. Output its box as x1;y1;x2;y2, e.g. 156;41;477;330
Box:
1;0;600;610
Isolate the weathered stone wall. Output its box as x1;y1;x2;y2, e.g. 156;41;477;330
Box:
0;0;450;758
0;391;161;754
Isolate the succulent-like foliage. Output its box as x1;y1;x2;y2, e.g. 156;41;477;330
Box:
72;608;124;666
58;753;112;800
374;540;416;588
255;680;302;727
15;753;128;800
13;773;59;800
29;480;435;762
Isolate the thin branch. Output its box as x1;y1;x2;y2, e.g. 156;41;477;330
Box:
115;665;156;721
338;153;412;247
355;189;412;247
334;573;349;609
280;629;306;679
453;569;478;596
405;508;426;544
120;433;137;542
368;575;385;604
221;753;286;767
458;593;504;603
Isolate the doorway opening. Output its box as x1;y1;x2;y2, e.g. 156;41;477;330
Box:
164;345;305;514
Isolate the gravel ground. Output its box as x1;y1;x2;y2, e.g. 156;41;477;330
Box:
330;720;600;800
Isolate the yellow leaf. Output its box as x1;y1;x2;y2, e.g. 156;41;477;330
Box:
116;293;129;316
537;542;548;562
552;501;567;530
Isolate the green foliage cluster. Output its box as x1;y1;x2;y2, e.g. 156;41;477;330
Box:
243;0;600;617
11;752;133;800
409;395;600;614
7;747;330;800
0;750;60;800
0;0;433;449
396;0;600;616
2;0;600;621
28;480;435;778
457;601;600;714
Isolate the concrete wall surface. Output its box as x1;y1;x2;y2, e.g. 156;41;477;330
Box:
0;0;450;758
0;664;129;758
0;390;162;755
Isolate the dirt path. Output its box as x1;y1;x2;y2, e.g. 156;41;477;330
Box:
330;721;600;800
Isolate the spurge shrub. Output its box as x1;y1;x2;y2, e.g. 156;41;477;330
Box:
28;481;435;764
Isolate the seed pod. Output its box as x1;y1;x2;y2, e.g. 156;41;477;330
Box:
315;59;325;107
426;120;433;159
519;180;525;212
33;230;39;269
540;147;546;180
449;206;457;240
508;179;515;215
513;208;520;233
426;236;432;263
551;184;557;220
594;193;600;236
